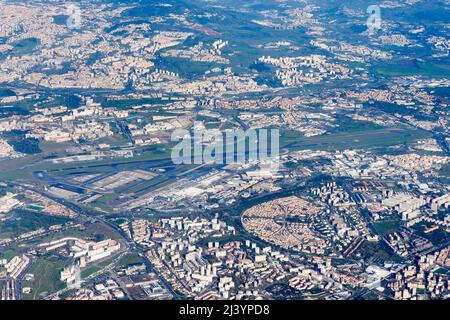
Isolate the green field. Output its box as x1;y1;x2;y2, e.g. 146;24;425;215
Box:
281;127;431;152
81;254;118;278
0;244;21;260
434;267;449;275
439;164;450;178
30;145;174;172
22;256;68;300
116;253;144;267
34;222;121;244
329;116;383;133
412;222;450;246
373;220;401;237
0;143;175;181
89;193;120;211
10;37;41;56
0;88;16;97
375;61;450;77
0;210;70;239
358;241;403;263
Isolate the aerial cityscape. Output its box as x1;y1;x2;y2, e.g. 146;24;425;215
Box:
0;0;449;303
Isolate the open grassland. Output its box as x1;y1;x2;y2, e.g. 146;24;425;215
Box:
281;127;431;151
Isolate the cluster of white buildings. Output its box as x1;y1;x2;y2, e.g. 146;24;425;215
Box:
310;40;392;61
382;193;427;218
0;139;14;158
145;69;180;83
143;216;237;297
258;54;351;87
386;153;449;173
379;34;411;47
162;40;229;64
0;193;21;214
431;194;450;211
40;237;120;267
4;255;31;280
1;102;128;145
389;247;450;300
